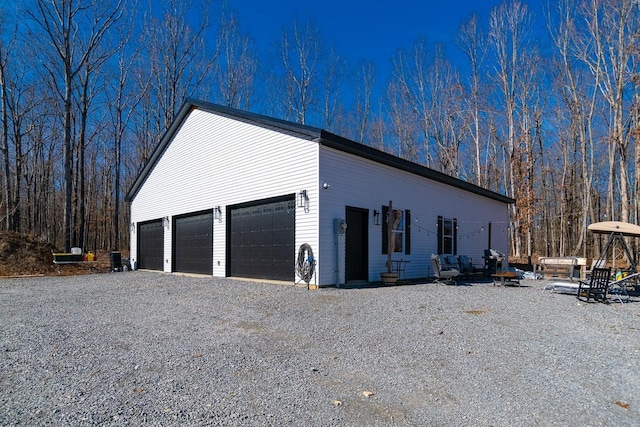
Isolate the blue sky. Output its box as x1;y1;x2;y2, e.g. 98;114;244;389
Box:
230;0;545;79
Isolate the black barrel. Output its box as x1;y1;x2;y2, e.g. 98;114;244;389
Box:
110;252;122;271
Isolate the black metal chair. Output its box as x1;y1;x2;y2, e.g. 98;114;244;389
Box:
577;267;611;302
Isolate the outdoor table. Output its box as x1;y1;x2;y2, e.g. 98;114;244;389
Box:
391;259;410;280
491;271;520;286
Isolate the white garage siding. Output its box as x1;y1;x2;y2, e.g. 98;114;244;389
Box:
318;146;509;285
130;108;319;279
128;100;512;285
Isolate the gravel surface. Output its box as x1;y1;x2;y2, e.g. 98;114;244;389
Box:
1;272;639;426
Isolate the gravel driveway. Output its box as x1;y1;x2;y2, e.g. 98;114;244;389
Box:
1;272;639;426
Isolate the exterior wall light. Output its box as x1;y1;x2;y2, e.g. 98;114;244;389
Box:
298;190;308;208
373;210;381;226
130;222;136;233
162;216;170;229
214;206;222;221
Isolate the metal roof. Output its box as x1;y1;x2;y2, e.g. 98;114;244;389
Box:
125;98;515;205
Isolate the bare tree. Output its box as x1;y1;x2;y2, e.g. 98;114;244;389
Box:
573;0;639;225
105;13;142;252
352;62;376;143
136;0;219;164
321;47;347;131
22;93;57;240
386;77;421;161
74;54;112;249
5;60;45;235
272;19;322;124
214;10;256;110
0;12;14;230
514;46;547;260
387;40;469;173
387;42;429;164
425;45;467;177
28;0;125;251
488;0;534;258
547;0;603;256
457;13;489;187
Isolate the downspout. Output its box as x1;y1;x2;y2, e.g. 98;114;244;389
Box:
335;231;340;287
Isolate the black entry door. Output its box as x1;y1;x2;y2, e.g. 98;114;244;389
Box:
173;210;213;275
345;207;368;281
137;219;163;270
229;197;295;281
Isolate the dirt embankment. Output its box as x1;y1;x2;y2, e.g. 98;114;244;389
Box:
0;232;117;277
0;231;56;276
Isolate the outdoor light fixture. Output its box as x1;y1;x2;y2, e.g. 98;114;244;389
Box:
214;206;222;221
298;190;308;208
162;216;170;229
373;210;381;226
130;222;136;233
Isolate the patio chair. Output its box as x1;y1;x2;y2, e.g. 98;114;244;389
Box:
458;255;477;274
431;254;460;285
577;267;611;303
445;255;460;271
605;273;634;303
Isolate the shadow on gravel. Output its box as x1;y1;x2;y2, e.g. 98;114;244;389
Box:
337;277;496;290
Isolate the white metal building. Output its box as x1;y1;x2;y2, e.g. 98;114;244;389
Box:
126;99;514;286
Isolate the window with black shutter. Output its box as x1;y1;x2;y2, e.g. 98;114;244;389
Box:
437;216;457;255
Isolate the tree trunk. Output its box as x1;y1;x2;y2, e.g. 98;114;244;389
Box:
0;49;12;231
63;71;73;252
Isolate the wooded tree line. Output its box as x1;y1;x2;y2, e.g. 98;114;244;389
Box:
0;0;638;261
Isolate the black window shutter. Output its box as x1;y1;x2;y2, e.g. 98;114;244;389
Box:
382;206;388;254
437;216;443;254
453;218;458;255
405;210;411;254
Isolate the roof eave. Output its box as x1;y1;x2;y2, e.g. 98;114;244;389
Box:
125;103;194;202
317;131;514;205
125;99;323;202
126;99;514;206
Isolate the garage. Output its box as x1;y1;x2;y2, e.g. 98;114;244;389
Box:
137;219;164;270
229;197;295;281
173;210;213;275
128;100;513;284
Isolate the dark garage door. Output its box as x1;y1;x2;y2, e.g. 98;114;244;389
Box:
229;197;295;281
138;220;164;270
173;210;213;275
